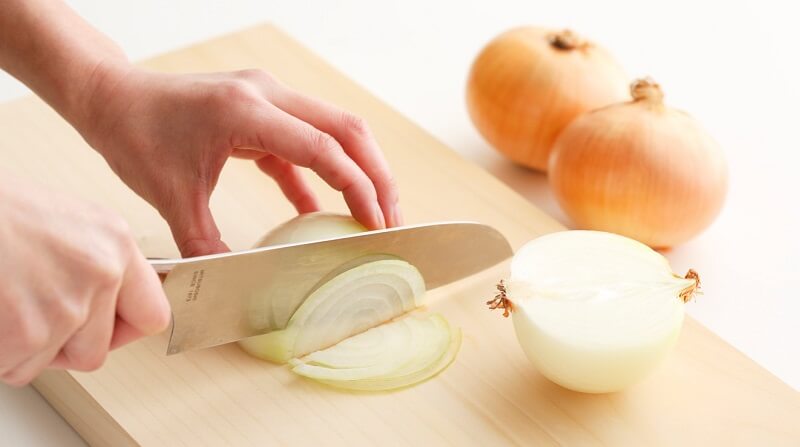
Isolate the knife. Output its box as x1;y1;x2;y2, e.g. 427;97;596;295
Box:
149;221;512;355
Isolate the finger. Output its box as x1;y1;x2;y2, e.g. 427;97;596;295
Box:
0;292;83;384
271;91;402;226
115;254;172;341
255;154;320;214
2;307;77;385
51;287;117;372
237;104;385;229
165;188;231;257
2;343;62;387
49;317;142;370
109;317;147;350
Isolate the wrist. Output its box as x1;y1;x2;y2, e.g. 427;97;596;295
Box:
64;58;133;135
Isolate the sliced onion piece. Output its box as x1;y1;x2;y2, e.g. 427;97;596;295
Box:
239;259;425;363
290;314;461;391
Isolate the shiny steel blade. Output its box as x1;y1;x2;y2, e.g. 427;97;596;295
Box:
152;222;512;355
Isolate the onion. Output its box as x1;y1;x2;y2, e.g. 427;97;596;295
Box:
290;314;460;391
549;78;728;247
238;259;425;362
238;212;461;391
253;212;367;247
239;213;423;362
466;27;628;171
488;230;699;393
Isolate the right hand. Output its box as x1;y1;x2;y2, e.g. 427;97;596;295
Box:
0;176;171;386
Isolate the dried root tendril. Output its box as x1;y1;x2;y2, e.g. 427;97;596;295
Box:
678;269;702;303
486;280;513;317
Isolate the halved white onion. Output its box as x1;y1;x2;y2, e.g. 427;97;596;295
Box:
490;230;699;393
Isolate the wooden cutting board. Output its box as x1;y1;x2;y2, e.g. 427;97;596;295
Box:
1;24;797;446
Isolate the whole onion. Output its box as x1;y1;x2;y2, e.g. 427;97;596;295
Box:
466;27;628;171
548;78;728;247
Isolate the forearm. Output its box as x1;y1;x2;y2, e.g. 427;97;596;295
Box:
0;0;129;126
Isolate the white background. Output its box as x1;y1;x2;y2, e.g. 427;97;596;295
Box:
1;1;798;444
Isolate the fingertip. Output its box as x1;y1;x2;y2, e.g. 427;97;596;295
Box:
296;195;321;214
374;206;386;229
388;204;404;227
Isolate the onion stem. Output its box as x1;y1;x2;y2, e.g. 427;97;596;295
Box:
630;77;664;104
486;280;513;317
548;29;589;51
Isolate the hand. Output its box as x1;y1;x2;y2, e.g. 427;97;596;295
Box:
77;66;401;257
0;176;171;386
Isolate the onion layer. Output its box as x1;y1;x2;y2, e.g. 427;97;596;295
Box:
239;259;425;363
290;314;461;391
489;230;699;393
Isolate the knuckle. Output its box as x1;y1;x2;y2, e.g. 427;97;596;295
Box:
341;113;370;137
16;319;49;352
237;68;276;85
215;80;259;106
104;212;132;240
307;131;341;167
71;351;108;372
341;173;372;195
58;300;91;330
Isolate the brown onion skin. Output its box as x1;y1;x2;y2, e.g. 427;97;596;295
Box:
466;27;628;171
548;93;728;248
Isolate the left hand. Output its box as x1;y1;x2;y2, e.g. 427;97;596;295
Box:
75;65;401;257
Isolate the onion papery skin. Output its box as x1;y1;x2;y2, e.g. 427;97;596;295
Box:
548;80;728;248
507;231;695;393
466;27;628;171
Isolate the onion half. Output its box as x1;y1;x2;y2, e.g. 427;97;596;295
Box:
238;213;461;391
489;230;699;393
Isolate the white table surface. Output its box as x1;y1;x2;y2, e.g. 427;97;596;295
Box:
1;1;798;445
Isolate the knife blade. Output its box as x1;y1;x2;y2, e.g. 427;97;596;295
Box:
149;221;512;355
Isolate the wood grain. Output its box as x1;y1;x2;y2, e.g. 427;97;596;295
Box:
0;23;796;446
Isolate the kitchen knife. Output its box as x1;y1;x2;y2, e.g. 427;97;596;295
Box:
149;221;512;355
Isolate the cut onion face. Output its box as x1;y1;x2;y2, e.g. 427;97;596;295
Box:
239;259;425;363
490;230;699;393
290;314;461;391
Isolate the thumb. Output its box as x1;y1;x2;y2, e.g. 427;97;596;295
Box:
166;193;230;257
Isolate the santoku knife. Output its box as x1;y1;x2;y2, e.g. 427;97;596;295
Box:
149;221;512;355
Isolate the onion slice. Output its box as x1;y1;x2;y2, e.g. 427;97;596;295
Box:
238;259;425;363
290;314;461;391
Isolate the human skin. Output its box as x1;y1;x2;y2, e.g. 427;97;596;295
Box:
0;0;401;385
